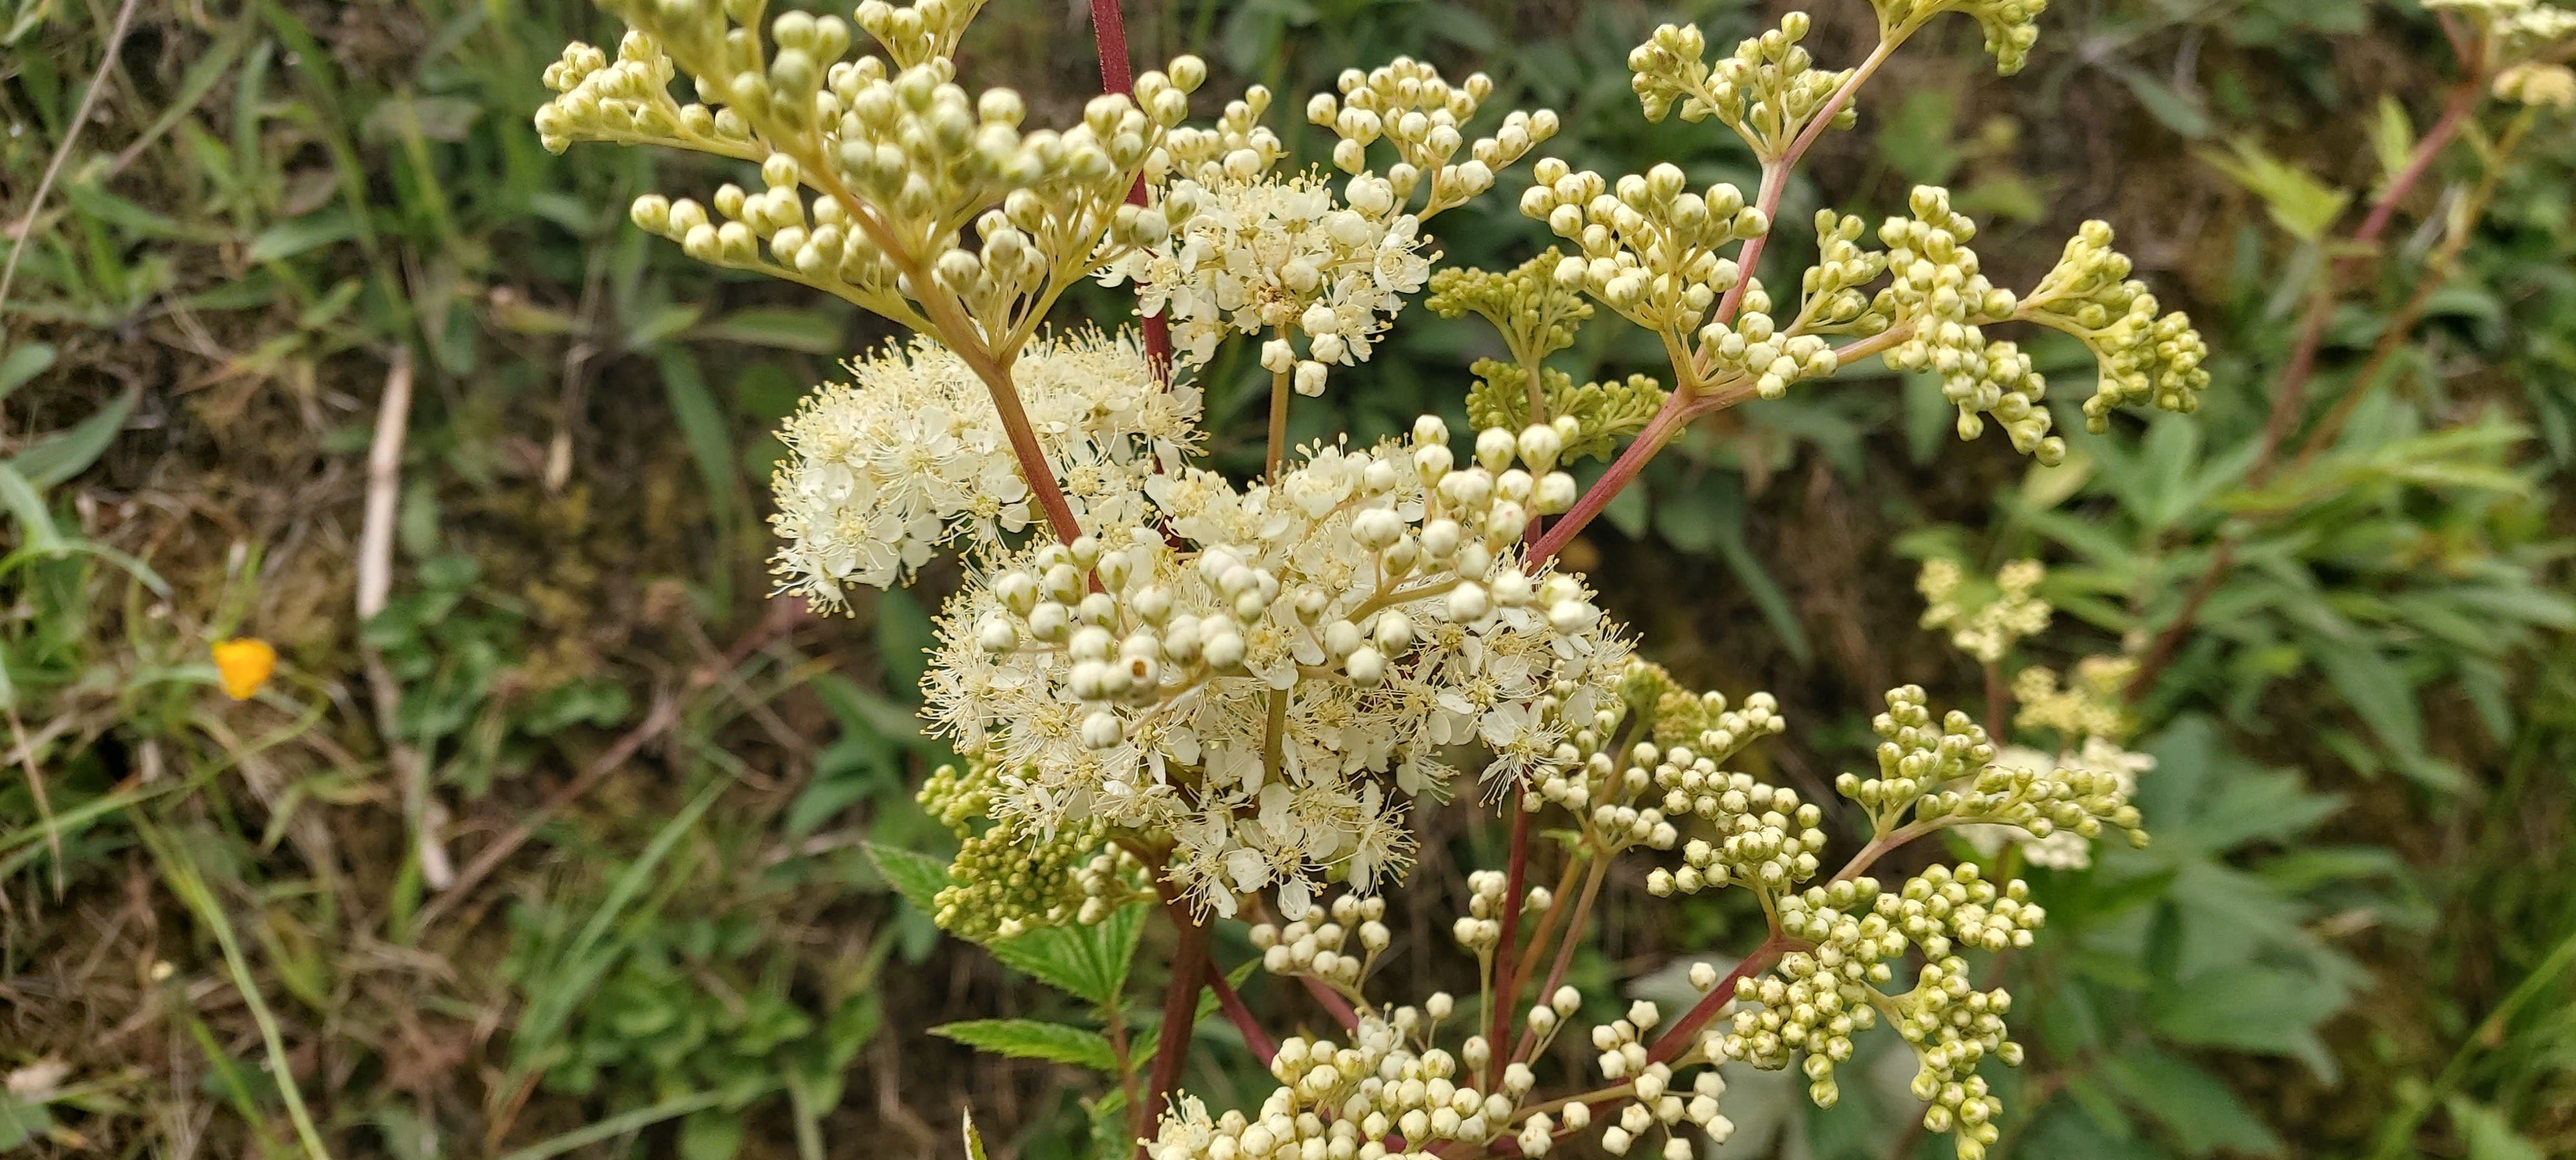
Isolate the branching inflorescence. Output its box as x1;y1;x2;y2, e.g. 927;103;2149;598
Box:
536;0;2206;1156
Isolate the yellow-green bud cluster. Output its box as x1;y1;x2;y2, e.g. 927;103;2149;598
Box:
852;0;985;70
1915;557;2050;664
2011;657;2135;743
1717;882;1894;1098
1889;954;2021;1160
1252;893;1393;991
1871;0;2048;76
1646;767;1826;895
1305;58;1560;218
1429;248;1595;369
541;0;1204;347
1871;187;2063;464
1630;15;1857;161
1920;746;2149;850
537;34;758;158
1464;363;1666;464
1697;283;1839;400
919;759;1142;940
1837;683;1997;828
2429;0;2576;63
1647;683;1786;757
1521;159;1767;335
2019;221;2210;431
1796;210;1892;334
2495;61;2576;108
1885;864;2042;958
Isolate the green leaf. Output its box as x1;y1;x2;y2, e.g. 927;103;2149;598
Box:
245;210;360;262
678;1108;745;1160
2309;637;2428;773
877;588;937;694
8;385;137;487
0;342;55;402
2150;962;2346;1076
689;307;848;354
984;902;1149;1005
2199;138;2351;241
2369;95;2415;188
2446;1096;2545;1160
0;1090;51;1150
963;1111;991;1160
2101;1045;2287;1156
862;843;950;917
0;462;64;553
931;1019;1119;1073
2104;60;2212;139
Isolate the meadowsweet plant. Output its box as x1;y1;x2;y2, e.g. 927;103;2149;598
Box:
535;0;2211;1155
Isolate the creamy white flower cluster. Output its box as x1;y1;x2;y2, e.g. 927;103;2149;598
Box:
1629;14;1857;160
1305;58;1560;218
923;418;1629;918
2020;220;2212;432
1149;991;1532;1159
1101;167;1431;390
767;329;1200;600
1915;556;2049;664
1956;739;2155;870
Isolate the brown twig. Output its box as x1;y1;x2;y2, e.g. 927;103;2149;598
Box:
1483;790;1533;1089
354;350;453;892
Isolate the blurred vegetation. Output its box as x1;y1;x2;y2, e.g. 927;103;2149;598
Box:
1;0;2571;1158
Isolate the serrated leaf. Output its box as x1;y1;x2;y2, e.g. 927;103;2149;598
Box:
862;843;951;917
963;1111;991;1160
2370;95;2415;188
985;902;1148;1005
932;1019;1119;1073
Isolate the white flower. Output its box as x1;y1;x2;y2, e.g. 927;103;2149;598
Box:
923;419;1623;917
1101;167;1436;375
767;328;1202;604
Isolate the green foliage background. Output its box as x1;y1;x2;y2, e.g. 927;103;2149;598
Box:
1;0;2572;1157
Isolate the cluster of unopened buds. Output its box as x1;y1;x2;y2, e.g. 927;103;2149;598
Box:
1250;894;1392;991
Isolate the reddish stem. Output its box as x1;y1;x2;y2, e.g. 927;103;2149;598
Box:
1301;975;1361;1033
1089;0;1174;378
1527;394;1690;565
1138;905;1210;1157
2131;79;2483;698
1208;966;1277;1063
1644;936;1793;1065
1485;791;1533;1088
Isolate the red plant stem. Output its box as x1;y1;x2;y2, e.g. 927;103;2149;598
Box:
1301;975;1361;1032
1526;394;1690;564
1138;906;1211;1158
1707;40;1891;333
1644;935;1793;1065
1208;966;1278;1063
1508;859;1606;1062
1484;791;1534;1088
1089;0;1174;378
2129;78;2483;698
